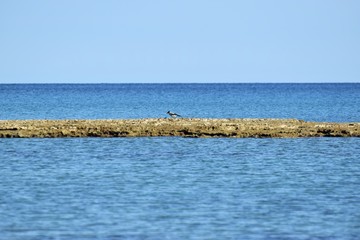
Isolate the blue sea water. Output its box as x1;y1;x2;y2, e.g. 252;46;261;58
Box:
0;84;360;240
0;83;359;121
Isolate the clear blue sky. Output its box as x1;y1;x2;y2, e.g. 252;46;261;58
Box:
1;0;359;83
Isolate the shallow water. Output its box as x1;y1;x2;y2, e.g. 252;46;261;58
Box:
1;84;359;239
1;137;359;239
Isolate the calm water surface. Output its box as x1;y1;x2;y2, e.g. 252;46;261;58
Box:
0;83;359;121
1;84;360;239
1;138;360;240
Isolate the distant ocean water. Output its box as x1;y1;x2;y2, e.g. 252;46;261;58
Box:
1;84;360;240
0;83;359;121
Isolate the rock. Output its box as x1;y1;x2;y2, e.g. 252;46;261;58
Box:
0;118;359;138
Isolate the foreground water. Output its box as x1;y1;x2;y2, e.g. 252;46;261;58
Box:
1;137;360;240
1;84;360;239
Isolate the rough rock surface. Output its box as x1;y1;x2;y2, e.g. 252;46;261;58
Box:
0;118;359;138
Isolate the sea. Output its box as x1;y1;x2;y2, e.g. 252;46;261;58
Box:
0;83;359;240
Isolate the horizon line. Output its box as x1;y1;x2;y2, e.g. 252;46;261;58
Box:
1;82;359;84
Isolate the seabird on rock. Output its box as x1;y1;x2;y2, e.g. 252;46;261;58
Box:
167;111;182;118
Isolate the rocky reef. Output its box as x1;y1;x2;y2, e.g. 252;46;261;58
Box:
0;118;359;138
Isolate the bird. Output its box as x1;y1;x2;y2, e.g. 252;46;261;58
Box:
167;111;182;118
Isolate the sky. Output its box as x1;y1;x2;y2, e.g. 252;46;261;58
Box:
0;0;359;83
